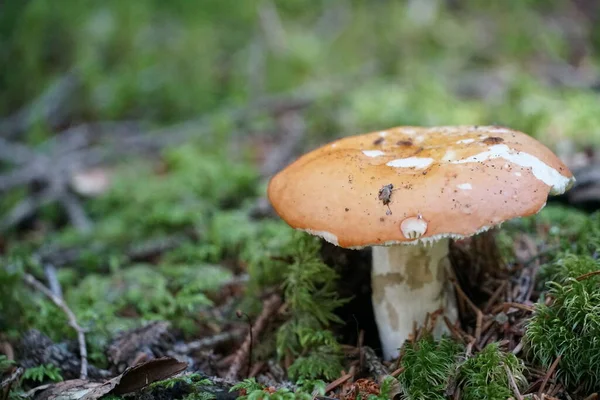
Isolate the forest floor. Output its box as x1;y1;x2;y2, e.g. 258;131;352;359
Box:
2;2;600;399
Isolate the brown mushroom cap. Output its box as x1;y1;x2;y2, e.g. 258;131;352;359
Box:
267;126;575;248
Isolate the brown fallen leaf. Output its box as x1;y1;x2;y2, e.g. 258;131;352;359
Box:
32;379;101;400
34;357;187;400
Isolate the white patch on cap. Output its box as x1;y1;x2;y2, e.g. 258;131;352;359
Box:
456;139;475;144
457;183;472;190
451;144;574;194
379;131;388;137
514;172;522;176
442;149;458;162
362;150;385;158
387;157;434;169
299;229;339;246
400;216;428;239
331;143;338;148
401;128;417;135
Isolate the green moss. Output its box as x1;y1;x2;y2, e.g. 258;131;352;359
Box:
525;254;600;392
274;234;347;380
497;206;593;265
458;343;525;400
230;378;325;400
397;335;463;400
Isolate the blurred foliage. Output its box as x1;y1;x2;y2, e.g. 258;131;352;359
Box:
0;144;261;364
1;0;600;147
496;205;592;264
0;139;347;380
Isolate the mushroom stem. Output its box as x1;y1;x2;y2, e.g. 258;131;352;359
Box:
371;238;458;360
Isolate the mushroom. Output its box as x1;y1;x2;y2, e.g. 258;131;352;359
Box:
267;125;575;360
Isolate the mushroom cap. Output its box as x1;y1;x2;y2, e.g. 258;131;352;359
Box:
267;126;575;248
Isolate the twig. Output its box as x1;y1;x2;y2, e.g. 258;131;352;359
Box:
575;270;600;281
237;311;254;378
0;138;37;164
504;363;523;400
226;294;282;381
0;70;80;139
512;340;524;355
443;316;467;343
0;187;60;231
1;367;23;400
43;264;62;298
324;372;353;393
538;356;561;396
493;302;535;314
484;280;508;313
58;192;93;233
451;278;483;341
258;0;287;54
23;273;88;379
1;68;374;232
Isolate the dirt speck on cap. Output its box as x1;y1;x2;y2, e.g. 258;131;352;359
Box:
483;136;504;144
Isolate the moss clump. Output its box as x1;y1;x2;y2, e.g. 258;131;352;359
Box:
458;343;525;400
526;254;600;392
275;234;347;380
231;378;326;400
396;335;463;400
397;336;526;400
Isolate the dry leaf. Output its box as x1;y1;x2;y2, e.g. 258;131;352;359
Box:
34;357;187;400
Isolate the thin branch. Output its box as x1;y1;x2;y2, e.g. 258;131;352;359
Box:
1;67;375;233
0;138;37;164
23;273;88;379
58;192;93;233
1;367;23;400
451;278;483;341
43;264;62;298
0;163;47;193
258;0;288;54
324;372;353;394
0;187;59;231
0;70;80;139
226;294;282;381
538;355;561;396
504;363;523;400
575;270;600;281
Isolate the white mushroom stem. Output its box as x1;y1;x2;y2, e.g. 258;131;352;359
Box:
371;238;458;360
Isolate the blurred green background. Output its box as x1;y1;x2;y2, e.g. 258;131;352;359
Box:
2;0;600;148
2;2;600;392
